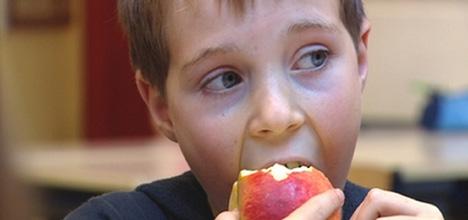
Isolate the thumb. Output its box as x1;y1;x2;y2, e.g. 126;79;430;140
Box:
284;189;344;220
215;209;240;220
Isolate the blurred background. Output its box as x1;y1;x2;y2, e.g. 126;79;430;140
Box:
1;0;468;219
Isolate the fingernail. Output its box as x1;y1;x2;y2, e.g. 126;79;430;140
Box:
334;188;345;204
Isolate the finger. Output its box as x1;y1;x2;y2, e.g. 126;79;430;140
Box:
351;188;443;220
284;188;344;220
215;209;239;220
351;188;419;220
377;216;420;220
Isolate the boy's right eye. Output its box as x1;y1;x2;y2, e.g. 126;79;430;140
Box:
203;70;243;92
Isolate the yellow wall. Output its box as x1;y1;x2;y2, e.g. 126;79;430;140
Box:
363;0;468;123
0;0;84;145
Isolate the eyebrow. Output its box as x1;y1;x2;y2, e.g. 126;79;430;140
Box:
181;44;240;72
181;19;338;72
286;19;339;35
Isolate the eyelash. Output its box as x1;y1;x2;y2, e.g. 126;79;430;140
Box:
200;67;242;91
292;45;331;72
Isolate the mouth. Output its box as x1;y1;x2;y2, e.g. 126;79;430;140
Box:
283;161;311;169
265;159;313;170
243;159;314;172
239;161;315;181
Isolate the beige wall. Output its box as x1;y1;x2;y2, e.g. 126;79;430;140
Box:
0;0;84;145
363;0;468;123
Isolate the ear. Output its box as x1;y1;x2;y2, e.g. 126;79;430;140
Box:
357;18;371;92
135;71;177;142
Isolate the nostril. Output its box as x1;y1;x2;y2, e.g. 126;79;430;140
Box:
248;108;305;138
287;123;299;131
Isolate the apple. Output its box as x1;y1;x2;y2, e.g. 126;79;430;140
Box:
229;163;341;220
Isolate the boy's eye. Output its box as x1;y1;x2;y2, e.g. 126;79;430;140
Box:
293;47;329;71
204;70;243;91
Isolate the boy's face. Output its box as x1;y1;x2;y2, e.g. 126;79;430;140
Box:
152;0;368;214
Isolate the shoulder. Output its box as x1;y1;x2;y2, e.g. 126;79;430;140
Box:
65;190;166;220
136;171;213;219
342;181;369;220
65;171;213;220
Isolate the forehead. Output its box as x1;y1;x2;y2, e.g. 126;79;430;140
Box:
166;0;344;66
167;0;343;41
169;0;341;24
171;0;340;14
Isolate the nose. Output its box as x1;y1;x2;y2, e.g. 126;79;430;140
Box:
247;80;305;138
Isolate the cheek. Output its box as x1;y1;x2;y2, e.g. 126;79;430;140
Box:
304;68;362;187
170;99;244;189
320;95;360;187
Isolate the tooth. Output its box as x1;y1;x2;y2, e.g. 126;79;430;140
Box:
285;162;300;169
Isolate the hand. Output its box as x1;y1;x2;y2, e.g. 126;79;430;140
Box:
351;188;444;220
215;209;239;220
215;189;344;220
284;188;344;220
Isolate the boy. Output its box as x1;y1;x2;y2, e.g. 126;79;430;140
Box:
67;0;443;219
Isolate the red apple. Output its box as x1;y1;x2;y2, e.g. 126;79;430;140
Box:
229;163;341;220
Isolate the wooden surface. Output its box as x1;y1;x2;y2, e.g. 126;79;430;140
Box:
13;138;188;192
13;129;468;192
354;129;468;183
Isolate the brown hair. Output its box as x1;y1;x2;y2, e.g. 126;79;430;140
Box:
118;0;366;95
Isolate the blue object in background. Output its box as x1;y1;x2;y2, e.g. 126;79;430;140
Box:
421;90;468;130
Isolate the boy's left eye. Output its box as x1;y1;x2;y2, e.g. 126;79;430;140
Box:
203;70;243;92
293;46;329;71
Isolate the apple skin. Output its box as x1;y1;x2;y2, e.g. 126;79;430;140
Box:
230;166;341;220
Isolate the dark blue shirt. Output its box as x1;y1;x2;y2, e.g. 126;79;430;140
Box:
66;171;368;220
